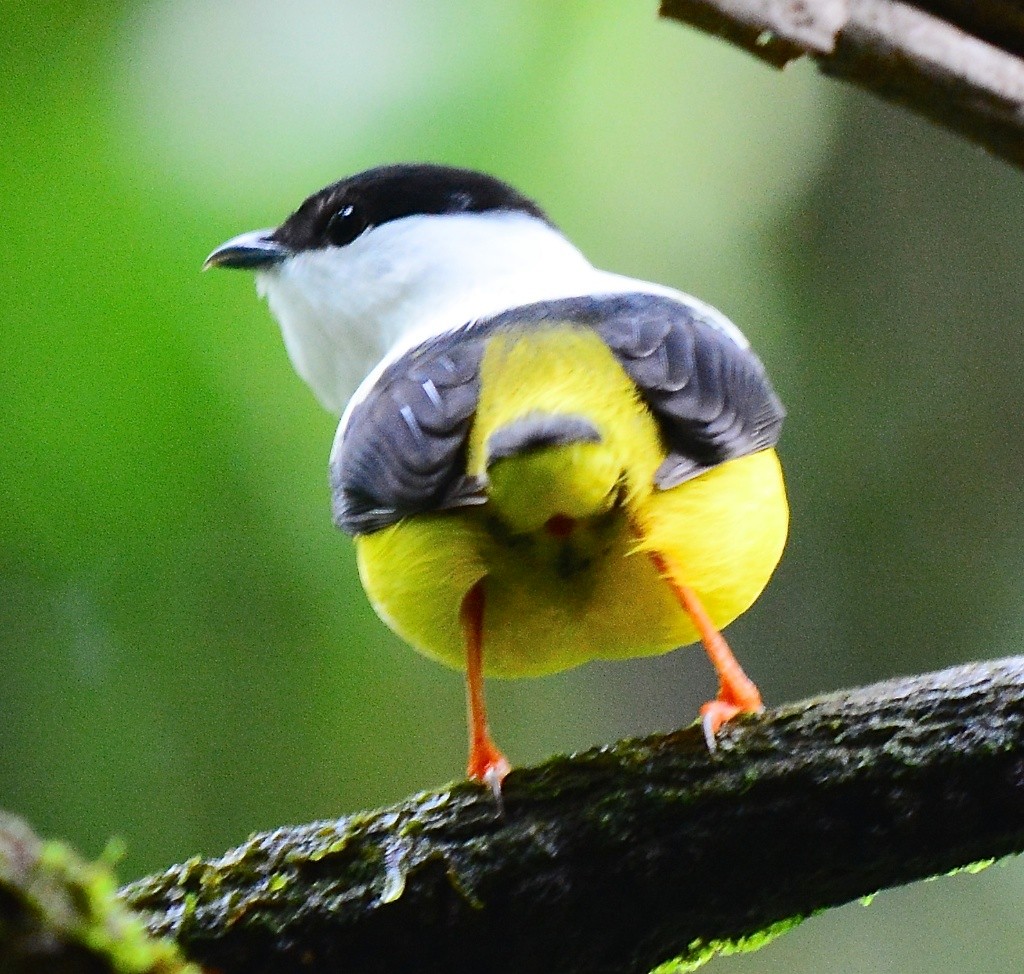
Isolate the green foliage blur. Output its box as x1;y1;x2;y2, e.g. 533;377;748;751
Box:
2;2;1023;971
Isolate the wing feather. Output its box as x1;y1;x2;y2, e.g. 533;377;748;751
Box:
330;335;486;534
589;294;784;488
329;292;784;535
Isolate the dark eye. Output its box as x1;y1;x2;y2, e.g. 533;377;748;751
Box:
325;203;368;247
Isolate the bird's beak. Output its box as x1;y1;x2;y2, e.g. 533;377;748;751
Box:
203;229;290;271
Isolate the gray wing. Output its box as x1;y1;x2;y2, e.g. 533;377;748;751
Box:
590;293;785;487
330;292;784;536
330;331;487;535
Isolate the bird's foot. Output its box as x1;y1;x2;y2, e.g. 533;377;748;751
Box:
699;687;763;751
467;740;510;803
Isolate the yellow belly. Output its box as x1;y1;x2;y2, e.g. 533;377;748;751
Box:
357;448;787;676
354;325;788;678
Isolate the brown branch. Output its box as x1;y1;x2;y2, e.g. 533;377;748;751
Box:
120;656;1024;974
659;0;1024;170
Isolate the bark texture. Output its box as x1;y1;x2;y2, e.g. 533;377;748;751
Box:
121;656;1024;974
659;0;1024;169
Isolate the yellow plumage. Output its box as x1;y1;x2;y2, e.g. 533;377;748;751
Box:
356;325;788;677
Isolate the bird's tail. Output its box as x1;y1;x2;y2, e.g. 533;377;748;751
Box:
484;411;622;535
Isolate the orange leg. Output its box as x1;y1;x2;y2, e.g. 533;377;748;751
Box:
460;580;510;794
650;552;763;749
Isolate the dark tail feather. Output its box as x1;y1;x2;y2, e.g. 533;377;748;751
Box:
486;412;601;466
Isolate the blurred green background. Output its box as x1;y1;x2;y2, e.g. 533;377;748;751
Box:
3;1;1023;971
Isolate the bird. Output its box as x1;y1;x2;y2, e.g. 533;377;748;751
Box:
204;163;788;791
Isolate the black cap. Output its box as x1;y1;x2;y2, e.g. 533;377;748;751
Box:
206;163;551;270
272;163;550;253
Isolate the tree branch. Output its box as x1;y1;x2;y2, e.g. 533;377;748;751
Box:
658;0;1024;170
121;656;1024;974
0;812;198;974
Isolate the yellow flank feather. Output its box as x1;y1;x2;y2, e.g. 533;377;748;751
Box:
356;325;788;677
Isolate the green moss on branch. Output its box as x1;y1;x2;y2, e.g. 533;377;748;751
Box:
121;656;1024;974
0;813;198;974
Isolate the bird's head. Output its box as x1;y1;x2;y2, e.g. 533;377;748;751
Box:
205;163;596;414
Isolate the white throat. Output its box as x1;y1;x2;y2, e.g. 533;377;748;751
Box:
255;210;742;416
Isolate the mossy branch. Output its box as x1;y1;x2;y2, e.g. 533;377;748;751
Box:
120;656;1024;974
659;0;1024;170
0;813;198;974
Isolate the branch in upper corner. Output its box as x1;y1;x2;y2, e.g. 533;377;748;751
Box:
659;0;1024;171
120;656;1024;974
